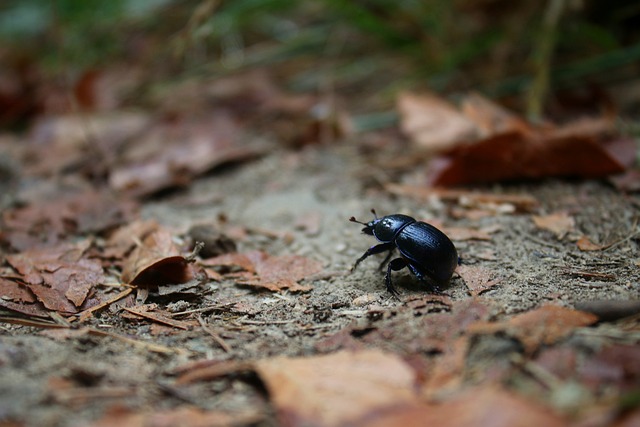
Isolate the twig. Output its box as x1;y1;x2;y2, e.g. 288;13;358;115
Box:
87;328;189;355
75;287;134;323
196;316;232;353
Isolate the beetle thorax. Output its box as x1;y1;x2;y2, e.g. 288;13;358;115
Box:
372;214;415;242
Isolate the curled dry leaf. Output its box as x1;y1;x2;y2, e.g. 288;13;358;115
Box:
121;228;196;287
532;212;575;239
255;350;419;427
203;250;322;292
468;305;598;354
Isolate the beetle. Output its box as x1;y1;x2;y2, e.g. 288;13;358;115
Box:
350;210;458;296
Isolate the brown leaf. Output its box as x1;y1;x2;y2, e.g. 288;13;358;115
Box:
460;93;532;137
26;112;151;176
204;250;322;292
469;305;598;354
576;235;607;251
5;242;105;313
121;228;195;287
255;350;419;427
457;265;501;296
579;344;640;392
361;386;566;427
532;212;575;239
574;300;640;322
426;116;634;186
87;405;261;427
0;277;36;303
398;92;477;151
109;113;258;197
385;184;539;213
1;190;138;251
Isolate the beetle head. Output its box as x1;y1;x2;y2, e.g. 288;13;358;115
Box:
349;209;379;235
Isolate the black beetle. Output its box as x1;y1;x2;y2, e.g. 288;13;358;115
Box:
350;210;458;296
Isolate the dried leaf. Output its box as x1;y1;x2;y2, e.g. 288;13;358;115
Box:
385;184;538;212
255;350;419;427
426;118;634;186
457;265;501;296
204;250;322;292
87;405;261;427
398;92;477;151
469;305;598;354
121;228;195;287
1;190;138;251
576;235;607;251
362;386;566;427
5;242;105;313
532;212;575;239
109;113;258;197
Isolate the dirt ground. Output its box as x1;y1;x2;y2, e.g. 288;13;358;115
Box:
1;137;639;426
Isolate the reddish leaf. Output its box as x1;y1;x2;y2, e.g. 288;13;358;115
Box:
469;305;598;354
121;228;195;287
457;265;501;296
204;250;323;292
361;386;566;427
25;112;151;176
576;235;607;251
87;405;261;427
5;242;105;313
1;190;138;251
109;113;258;197
532;212;575;239
255;350;419;427
406;92;635;186
398;92;476;151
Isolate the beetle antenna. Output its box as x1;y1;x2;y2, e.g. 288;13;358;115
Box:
349;216;367;225
370;209;378;219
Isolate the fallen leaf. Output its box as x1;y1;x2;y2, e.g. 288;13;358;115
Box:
5;241;105;313
385;184;539;213
121;228;196;287
109;113;258;197
26;112;151;176
204;250;322;292
362;386;566;427
469;305;598;354
255;350;419;427
426;117;634;186
87;405;261;427
576;235;607;251
579;344;640;392
532;212;575;239
444;227;494;241
1;190;138;251
398;92;477;151
457;265;501;296
574;300;640;322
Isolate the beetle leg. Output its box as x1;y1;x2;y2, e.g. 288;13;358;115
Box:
385;257;408;297
352;242;395;272
406;263;444;294
377;249;395;271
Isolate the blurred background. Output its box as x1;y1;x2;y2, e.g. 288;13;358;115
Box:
1;0;639;131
